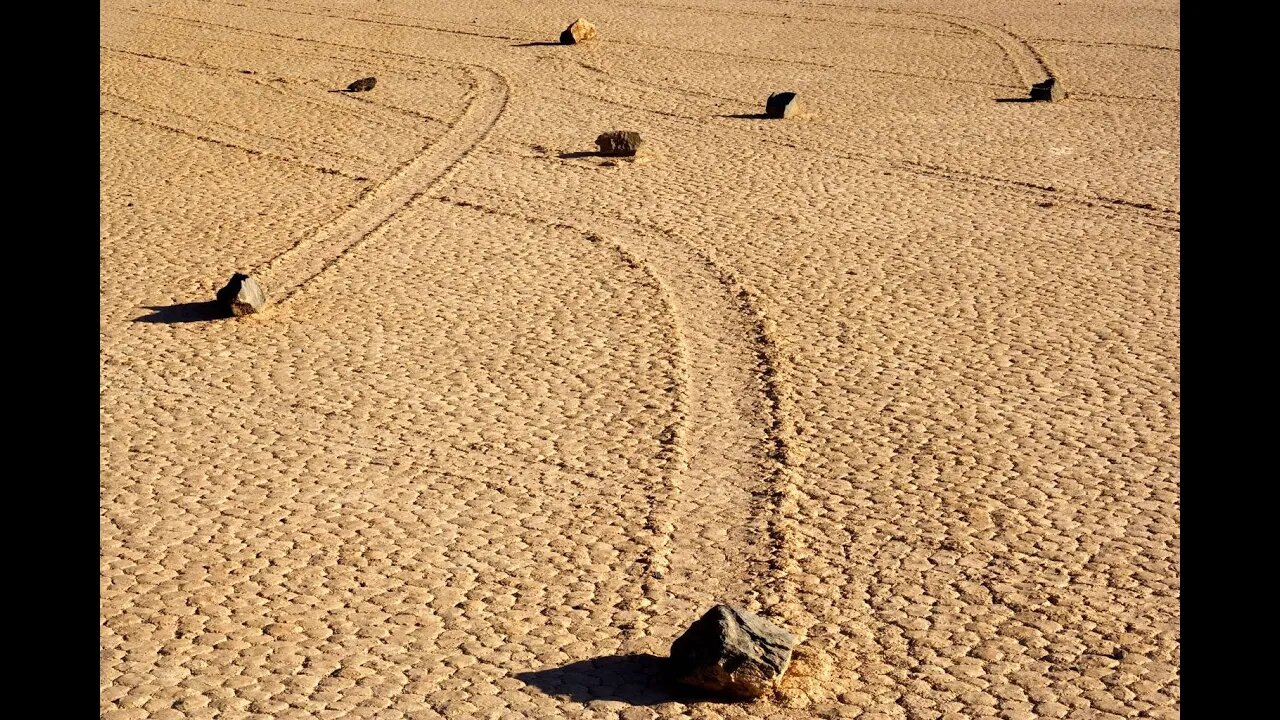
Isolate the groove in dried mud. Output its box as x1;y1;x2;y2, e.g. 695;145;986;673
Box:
442;183;811;642
246;66;509;306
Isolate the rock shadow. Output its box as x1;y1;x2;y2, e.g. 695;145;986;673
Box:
133;301;230;324
516;654;731;706
513;41;563;47
558;150;607;159
995;97;1036;103
719;113;774;120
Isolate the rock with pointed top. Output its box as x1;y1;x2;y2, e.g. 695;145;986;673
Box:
595;130;643;157
1029;76;1065;102
669;604;799;698
765;91;800;119
216;273;266;316
560;18;598;44
346;77;377;92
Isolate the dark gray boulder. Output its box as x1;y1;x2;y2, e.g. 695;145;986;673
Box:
216;273;266;316
765;92;800;119
595;130;644;157
347;77;377;92
1030;76;1065;102
669;604;799;698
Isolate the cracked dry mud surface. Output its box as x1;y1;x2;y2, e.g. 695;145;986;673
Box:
101;1;1179;718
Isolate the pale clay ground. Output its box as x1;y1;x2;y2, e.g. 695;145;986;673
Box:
99;1;1179;718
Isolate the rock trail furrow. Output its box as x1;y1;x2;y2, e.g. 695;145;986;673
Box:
540;61;1179;223
443;182;809;636
248;66;508;306
429;195;692;642
102;2;1180;716
99;85;388;175
101;39;446;131
99;103;369;181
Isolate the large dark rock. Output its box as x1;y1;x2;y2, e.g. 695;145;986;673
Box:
560;18;598;44
1029;76;1065;102
216;273;266;316
595;130;644;157
346;77;377;92
765;92;800;119
669;604;799;698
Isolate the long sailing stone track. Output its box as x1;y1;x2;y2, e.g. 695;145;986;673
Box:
101;1;1180;718
253;64;510;307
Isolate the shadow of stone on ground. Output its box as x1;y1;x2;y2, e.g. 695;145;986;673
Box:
133;301;230;324
517;654;671;705
558;150;608;159
519;653;749;706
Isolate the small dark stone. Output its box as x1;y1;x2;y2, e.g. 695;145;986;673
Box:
216;273;266;316
765;92;800;119
1029;76;1065;102
346;77;377;92
669;604;799;699
595;130;644;157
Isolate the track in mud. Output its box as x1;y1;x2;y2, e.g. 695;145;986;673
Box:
103;2;1180;717
430;187;807;629
110;7;512;307
251;64;509;306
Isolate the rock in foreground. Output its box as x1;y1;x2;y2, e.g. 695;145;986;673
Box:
560;18;598;44
669;604;799;699
347;77;377;92
596;130;644;157
765;91;800;119
1029;76;1065;102
216;273;266;317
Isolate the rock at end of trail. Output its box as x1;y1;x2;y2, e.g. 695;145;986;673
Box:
347;77;377;92
1029;76;1065;102
216;273;266;316
595;130;644;157
560;18;598;44
765;92;800;119
669;604;800;699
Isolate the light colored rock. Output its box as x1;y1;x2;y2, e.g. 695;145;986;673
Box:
560;18;598;44
216;273;266;316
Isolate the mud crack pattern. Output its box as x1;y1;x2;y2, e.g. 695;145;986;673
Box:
102;1;1179;718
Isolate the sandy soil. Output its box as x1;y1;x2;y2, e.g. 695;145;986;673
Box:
101;1;1179;718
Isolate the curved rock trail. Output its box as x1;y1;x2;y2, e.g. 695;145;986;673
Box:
122;0;801;634
103;2;1179;718
115;0;814;688
252;64;509;306
433;185;804;636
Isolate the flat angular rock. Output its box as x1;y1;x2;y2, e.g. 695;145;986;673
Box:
560;18;598;44
669;604;799;699
346;77;377;92
765;91;800;119
216;273;266;317
595;130;643;157
1029;76;1065;102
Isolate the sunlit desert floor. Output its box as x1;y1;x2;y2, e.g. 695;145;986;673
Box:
100;1;1179;718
